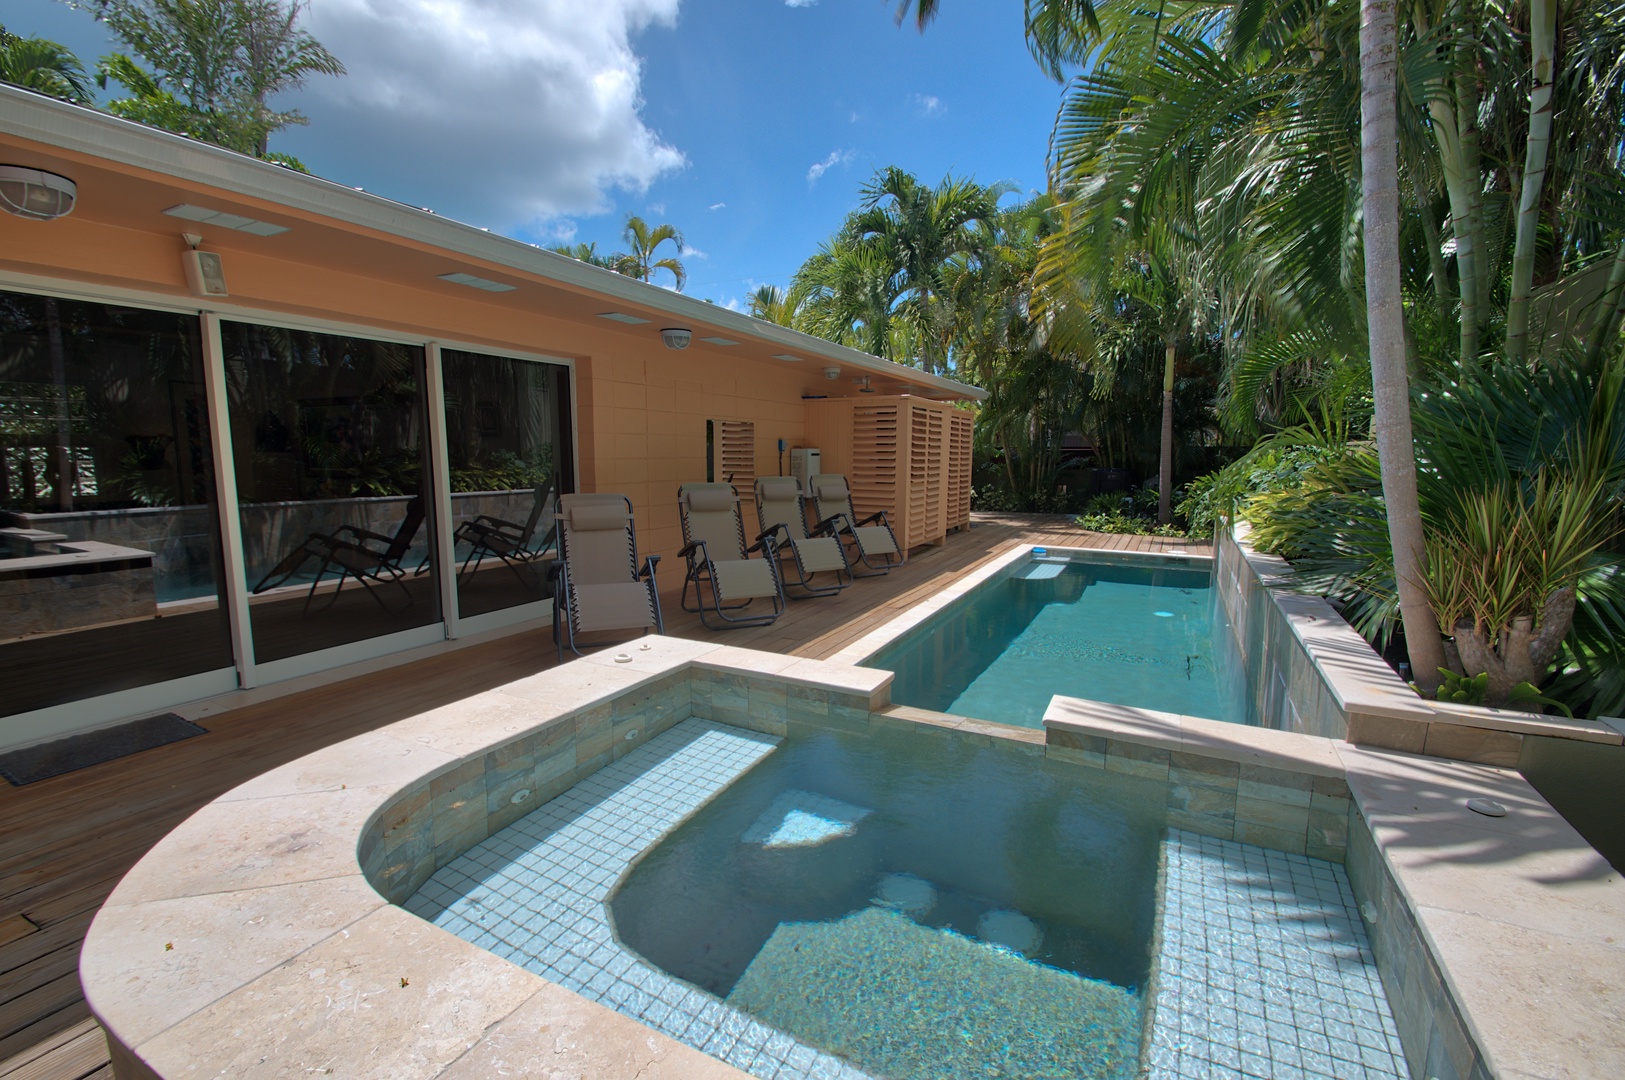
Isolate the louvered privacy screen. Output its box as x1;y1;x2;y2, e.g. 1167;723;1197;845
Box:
804;395;972;556
710;419;756;493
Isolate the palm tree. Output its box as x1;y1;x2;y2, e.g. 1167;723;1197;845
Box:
746;284;809;327
0;26;93;104
844;167;1005;373
617;216;686;290
1359;0;1448;685
75;0;342;159
550;242;622;271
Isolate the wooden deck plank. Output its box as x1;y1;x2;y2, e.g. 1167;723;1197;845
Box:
0;516;1207;1079
0;1019;104;1080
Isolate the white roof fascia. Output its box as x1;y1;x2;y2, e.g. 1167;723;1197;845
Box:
0;87;987;402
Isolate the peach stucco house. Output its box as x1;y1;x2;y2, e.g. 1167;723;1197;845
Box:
0;86;983;753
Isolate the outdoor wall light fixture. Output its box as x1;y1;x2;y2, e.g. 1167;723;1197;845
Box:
823;366;842;381
0;166;76;220
661;327;692;349
857;376;876;393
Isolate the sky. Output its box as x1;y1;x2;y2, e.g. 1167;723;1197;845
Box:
14;0;1066;311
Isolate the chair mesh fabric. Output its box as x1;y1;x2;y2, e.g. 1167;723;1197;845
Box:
680;483;778;602
855;525;899;556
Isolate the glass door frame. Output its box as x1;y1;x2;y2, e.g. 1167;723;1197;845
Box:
0;270;581;720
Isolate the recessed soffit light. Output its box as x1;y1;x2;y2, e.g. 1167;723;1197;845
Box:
163;203;287;236
439;271;517;292
771;353;802;362
598;312;651;325
701;336;739;346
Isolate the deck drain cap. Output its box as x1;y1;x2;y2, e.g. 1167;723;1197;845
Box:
1467;798;1508;817
614;653;632;663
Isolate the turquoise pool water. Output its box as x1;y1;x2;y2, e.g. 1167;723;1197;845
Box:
865;553;1255;728
610;723;1168;1080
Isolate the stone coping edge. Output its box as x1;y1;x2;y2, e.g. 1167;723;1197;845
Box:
78;635;889;1080
1228;524;1619;747
1043;691;1625;1079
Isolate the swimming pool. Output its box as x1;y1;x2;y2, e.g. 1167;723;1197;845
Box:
865;550;1255;728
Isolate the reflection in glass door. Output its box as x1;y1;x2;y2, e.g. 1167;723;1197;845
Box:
0;291;233;719
441;350;572;621
222;322;439;666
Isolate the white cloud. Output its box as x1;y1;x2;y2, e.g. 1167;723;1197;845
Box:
685;247;709;260
646;201;666;215
286;0;686;233
784;0;818;7
807;148;855;184
709;201;727;211
914;93;943;115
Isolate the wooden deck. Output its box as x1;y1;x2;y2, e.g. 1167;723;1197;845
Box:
0;516;1208;1080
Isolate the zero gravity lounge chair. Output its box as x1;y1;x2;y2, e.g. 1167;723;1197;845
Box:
252;495;425;614
808;473;902;575
754;476;851;597
552;493;663;658
677;482;786;629
453;475;558;587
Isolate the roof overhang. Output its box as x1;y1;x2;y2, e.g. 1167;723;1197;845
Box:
0;86;987;402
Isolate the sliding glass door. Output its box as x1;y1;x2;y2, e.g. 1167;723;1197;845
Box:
440;349;572;621
221;321;440;667
0;291;233;723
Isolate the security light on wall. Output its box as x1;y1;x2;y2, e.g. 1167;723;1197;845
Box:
0;166;76;220
823;367;841;381
661;327;692;349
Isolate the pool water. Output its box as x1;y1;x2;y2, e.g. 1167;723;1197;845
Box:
610;723;1168;1080
866;555;1255;728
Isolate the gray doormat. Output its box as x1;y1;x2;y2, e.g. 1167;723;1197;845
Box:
0;713;209;786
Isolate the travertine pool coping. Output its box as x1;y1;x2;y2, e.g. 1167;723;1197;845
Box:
1045;695;1625;1079
79;636;889;1080
78;628;1624;1080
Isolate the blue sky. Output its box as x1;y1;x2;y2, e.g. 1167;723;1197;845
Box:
16;1;1064;311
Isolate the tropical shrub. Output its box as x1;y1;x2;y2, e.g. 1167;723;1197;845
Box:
1240;355;1625;713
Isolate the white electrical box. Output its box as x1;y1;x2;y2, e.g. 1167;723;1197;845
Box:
789;448;821;492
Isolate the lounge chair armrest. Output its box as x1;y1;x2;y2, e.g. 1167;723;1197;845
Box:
469;514;520;532
856;510;890;528
639;554;661;581
754;525;785;546
810;515;845;537
746;534;777;557
677;540;705;561
333;525;393;546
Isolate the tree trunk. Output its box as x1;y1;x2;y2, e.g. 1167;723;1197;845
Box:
1453;587;1576;706
1585;239;1625;363
1505;0;1558;362
1159;338;1175;525
1362;0;1448;691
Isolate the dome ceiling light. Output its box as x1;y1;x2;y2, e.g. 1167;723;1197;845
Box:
0;166;76;221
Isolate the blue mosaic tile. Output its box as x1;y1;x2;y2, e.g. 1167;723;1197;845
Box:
1148;831;1406;1080
405;718;872;1080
